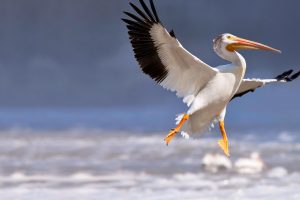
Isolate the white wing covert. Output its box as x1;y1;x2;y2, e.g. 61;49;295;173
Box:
122;0;217;103
232;70;300;100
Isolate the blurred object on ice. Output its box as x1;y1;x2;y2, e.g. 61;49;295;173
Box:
202;152;232;173
234;152;265;174
277;132;294;142
267;167;288;178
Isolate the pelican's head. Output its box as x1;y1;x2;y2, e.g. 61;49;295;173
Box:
213;33;281;61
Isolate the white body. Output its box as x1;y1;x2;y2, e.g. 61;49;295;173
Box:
150;26;248;137
123;0;298;139
186;58;246;134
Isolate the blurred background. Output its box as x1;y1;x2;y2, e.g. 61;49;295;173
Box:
0;1;299;199
0;0;298;131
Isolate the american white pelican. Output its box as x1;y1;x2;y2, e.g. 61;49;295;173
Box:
122;0;300;156
202;153;232;173
234;152;265;174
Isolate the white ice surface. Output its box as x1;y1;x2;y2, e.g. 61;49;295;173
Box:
0;129;299;200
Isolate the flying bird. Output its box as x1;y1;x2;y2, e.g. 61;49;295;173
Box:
122;0;300;156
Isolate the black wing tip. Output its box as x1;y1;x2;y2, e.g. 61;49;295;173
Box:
291;71;300;80
149;0;160;22
286;69;293;74
275;69;300;82
232;69;300;102
275;69;293;79
129;2;135;7
122;0;168;84
121;18;128;23
169;29;176;38
127;0;160;23
139;0;156;22
123;11;130;16
121;18;133;25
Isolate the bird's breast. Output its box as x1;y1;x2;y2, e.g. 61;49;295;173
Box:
217;63;246;97
210;70;242;101
188;66;245;115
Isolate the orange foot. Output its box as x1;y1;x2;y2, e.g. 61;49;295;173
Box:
218;120;230;157
164;114;189;146
218;139;230;157
164;128;179;145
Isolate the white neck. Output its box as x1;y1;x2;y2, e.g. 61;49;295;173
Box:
230;51;246;68
216;48;246;70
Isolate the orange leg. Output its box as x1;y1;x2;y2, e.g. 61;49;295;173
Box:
218;120;230;157
164;114;189;145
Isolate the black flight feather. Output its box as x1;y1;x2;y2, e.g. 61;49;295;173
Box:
150;0;160;22
122;0;168;83
139;0;156;22
130;3;151;23
232;69;300;101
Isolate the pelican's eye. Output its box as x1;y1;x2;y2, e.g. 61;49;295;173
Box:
227;35;232;40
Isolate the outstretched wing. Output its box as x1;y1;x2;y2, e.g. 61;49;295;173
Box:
231;70;300;100
122;0;217;102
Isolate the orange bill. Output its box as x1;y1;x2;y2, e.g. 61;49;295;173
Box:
227;36;281;53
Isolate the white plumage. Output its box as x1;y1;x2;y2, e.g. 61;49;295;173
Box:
123;0;300;156
150;24;218;100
